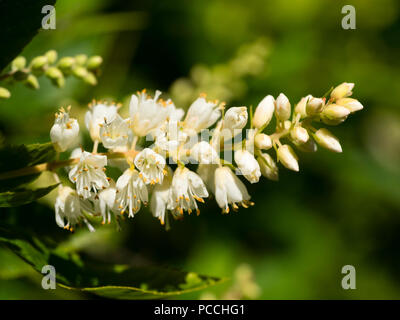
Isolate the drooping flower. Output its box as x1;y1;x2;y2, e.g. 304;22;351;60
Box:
252;95;275;129
85;102;118;141
214;166;251;213
150;166;173;225
223;107;248;130
168;167;208;216
115;167;148;217
96;179;120;225
234;150;261;183
129;90;170;137
183;95;221;134
55;186;95;232
190;141;220;165
100;114;130;150
134;148;166;185
50;106;79;152
69;151;109;198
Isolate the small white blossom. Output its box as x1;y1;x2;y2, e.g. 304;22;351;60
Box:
306;97;324;116
96;180;120;225
224;107;248;130
129;90;170;137
234;150;261;183
322;104;350;121
252;95;275;129
190;141;220;164
150;166;173;225
257;153;279;181
314;128;342;153
116;167;148;217
69;151;109;198
214;166;251;213
336;98;363;113
50;107;79;152
183;96;221;134
168;167;208;216
294;95;312;118
85;102;118;141
100;114;129;150
290;126;309;144
275;93;291;121
254;133;272;150
55;186;95;232
134;148;166;185
277;144;299;172
330;82;354;100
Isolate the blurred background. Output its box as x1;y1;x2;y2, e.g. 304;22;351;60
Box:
1;0;400;299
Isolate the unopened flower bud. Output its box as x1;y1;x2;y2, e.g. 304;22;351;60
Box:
257;153;278;181
190;141;220;164
252;95;275;129
306;97;324;116
58;57;75;70
86;56;103;70
275;93;291;121
330;82;354;100
294;139;317;153
83;72;97;86
224;107;248;130
11;56;26;70
45;67;63;80
290;126;309;144
75;54;88;65
313;128;342;153
30;56;48;70
234;150;261;183
277;144;299;172
254;133;272;150
45;50;58;64
25;74;40;90
294;95;312;119
336;98;363;113
0;87;11;99
322;104;350;121
72;66;88;79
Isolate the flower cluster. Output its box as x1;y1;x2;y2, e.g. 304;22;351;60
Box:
50;83;363;231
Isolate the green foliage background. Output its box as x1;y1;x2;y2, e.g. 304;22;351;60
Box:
1;0;400;299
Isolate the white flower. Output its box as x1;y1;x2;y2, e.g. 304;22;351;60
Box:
100;114;129;150
50;107;79;152
224;107;248;130
166;102;185;121
116;167;148;217
275;93;291;121
134;148;166;185
277;144;299;172
234;150;261;183
306;97;324;116
150;166;173;225
214;166;251;213
168;167;208;215
190;141;220;164
330;82;354;100
294;95;312;118
129;90;170;137
257;153;279;181
290;126;309;144
322;104;350;120
254;133;272;150
69;151;109;198
154;120;187;154
85;102;118;141
97;180;120;224
55;186;95;232
313;128;342;153
336;98;363;113
252;95;275;129
183;96;221;134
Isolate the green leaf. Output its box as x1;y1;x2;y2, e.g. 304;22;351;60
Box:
0;225;223;299
0;184;58;207
0;0;57;72
0;142;56;191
